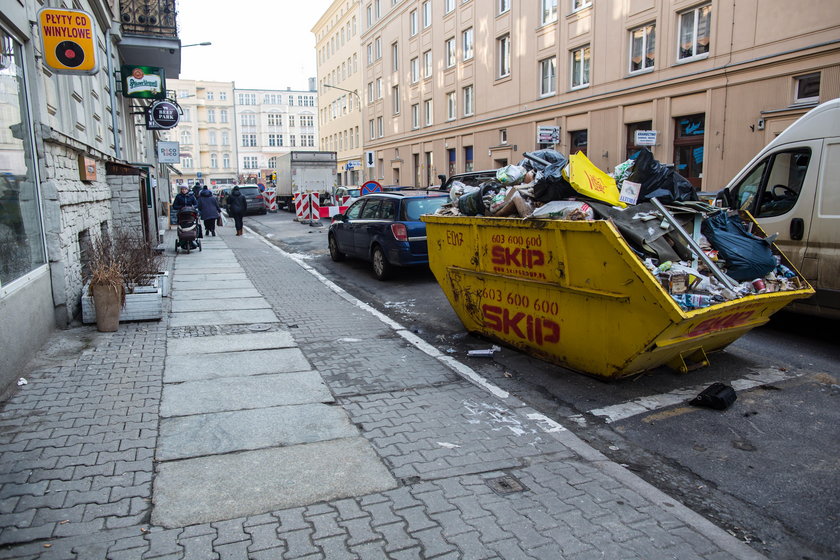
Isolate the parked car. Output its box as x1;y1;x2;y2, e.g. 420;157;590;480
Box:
217;187;230;209
235;185;267;215
327;192;449;280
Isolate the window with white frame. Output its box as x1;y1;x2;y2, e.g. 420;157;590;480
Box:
366;4;372;26
180;130;191;144
241;134;257;147
540;56;556;96
223;153;230;168
498;0;510;13
182;108;191;121
302;134;315;147
497;34;511;78
572;0;591;11
243;156;258;169
240;113;256;126
462;27;474;60
376;77;382;99
206;91;214;100
410;9;418;35
445;38;456;68
208;131;217;145
377;116;383;137
678;4;711;61
375;37;382;59
220;91;227;101
210;153;218;168
367;43;373;64
268;113;282;126
447;91;456;120
369;119;375;140
463;85;474;116
423;50;433;78
411;57;419;83
794;73;820;104
411;103;420;128
571;45;590;88
392;42;399;71
268;156;277;168
289;115;295;127
367;81;374;103
269;134;283;146
222;131;229;145
375;0;381;19
444;0;454;13
181;156;193;168
290;135;296;146
541;0;557;24
220;109;228;123
630;24;655;73
424;99;433;126
422;1;431;27
207;109;216;123
393;85;401;114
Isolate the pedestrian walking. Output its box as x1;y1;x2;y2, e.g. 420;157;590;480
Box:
197;184;221;237
227;185;247;236
172;185;197;211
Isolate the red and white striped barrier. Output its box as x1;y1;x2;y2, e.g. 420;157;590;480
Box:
295;192;320;223
318;195;354;218
264;188;277;212
293;192;304;221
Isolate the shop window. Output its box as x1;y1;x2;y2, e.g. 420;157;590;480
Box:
570;130;588;156
464;146;474;172
673;114;705;188
448;148;456;176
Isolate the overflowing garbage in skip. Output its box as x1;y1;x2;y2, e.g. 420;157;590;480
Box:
435;148;804;311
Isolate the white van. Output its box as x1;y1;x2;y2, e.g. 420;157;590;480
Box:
718;98;840;318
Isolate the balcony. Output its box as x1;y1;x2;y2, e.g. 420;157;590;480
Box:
118;0;181;77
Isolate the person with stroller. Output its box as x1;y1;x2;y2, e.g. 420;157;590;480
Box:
197;184;222;236
227;185;247;236
172;185;197;211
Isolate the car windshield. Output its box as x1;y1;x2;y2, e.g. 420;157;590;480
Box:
403;197;447;220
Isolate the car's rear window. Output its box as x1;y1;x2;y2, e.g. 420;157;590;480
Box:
239;187;260;196
402;197;447;220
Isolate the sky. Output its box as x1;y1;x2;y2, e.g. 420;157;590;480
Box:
176;0;334;91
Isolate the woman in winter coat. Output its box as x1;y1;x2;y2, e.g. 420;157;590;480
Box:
196;185;222;236
227;186;247;236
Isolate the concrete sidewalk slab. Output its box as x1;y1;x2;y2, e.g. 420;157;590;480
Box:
172;279;253;290
164;347;310;382
167;308;279;327
151;437;398;528
171;266;244;275
167;331;295;355
170;297;272;312
157;404;359;460
172;273;248;282
174;287;262;299
160;370;333;417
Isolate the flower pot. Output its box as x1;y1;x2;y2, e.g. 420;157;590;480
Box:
91;284;123;332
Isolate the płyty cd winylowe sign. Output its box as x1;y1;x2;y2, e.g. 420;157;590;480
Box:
38;8;98;74
145;100;180;130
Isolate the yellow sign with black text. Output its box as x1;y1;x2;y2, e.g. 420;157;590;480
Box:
38;8;98;74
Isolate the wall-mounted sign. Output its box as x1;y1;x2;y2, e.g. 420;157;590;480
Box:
38;8;98;74
345;160;361;170
157;141;180;163
121;65;166;99
634;130;658;146
145;100;180;130
537;125;560;145
78;155;96;181
365;151;375;168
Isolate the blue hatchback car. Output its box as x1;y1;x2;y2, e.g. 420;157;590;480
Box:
327;193;449;280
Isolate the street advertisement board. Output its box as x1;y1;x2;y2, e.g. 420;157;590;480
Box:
121;65;166;99
38;8;98;74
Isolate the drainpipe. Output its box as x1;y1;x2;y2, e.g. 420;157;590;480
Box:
106;26;122;160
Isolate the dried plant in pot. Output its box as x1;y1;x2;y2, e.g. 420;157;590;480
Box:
84;229;162;331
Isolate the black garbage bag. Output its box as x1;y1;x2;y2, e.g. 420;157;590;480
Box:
533;162;578;202
701;211;776;281
627;148;698;204
518;149;568;172
458;180;501;216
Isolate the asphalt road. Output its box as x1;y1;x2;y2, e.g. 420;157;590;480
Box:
244;210;840;560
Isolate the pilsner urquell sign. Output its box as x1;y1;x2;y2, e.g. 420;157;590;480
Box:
121;65;166;99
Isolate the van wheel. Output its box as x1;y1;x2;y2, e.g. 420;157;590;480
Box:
328;234;345;261
371;246;392;281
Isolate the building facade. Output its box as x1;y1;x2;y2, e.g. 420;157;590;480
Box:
1;0;182;396
359;0;840;190
314;0;365;187
162;79;238;190
235;85;320;184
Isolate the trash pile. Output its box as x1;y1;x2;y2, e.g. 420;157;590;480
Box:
435;148;804;311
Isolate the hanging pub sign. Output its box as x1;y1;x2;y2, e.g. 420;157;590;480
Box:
121;65;166;99
145;100;180;130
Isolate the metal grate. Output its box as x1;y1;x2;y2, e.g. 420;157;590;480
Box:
120;0;178;38
486;475;528;495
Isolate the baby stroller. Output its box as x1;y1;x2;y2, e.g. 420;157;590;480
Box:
175;206;202;253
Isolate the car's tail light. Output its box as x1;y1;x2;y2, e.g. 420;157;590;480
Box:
391;223;408;241
256;193;264;200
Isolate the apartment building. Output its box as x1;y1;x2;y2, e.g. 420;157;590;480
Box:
163;80;237;190
235;85;319;183
314;0;365;187
360;0;840;190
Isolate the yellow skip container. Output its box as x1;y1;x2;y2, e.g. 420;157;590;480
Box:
422;215;814;379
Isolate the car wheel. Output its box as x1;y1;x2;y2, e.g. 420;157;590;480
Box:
328;234;345;262
371;245;392;281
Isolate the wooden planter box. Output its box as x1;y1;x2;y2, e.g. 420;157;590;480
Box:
81;277;163;324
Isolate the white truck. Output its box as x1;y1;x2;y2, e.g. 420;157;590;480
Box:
718;97;840;318
274;151;338;212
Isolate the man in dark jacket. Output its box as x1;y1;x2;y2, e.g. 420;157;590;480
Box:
227;186;247;236
197;185;221;236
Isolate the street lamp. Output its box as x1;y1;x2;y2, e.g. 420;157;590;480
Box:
323;83;361;108
181;42;212;48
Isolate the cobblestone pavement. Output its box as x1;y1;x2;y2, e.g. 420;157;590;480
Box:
0;226;766;559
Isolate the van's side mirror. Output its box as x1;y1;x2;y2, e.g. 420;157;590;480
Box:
437;174;446;183
716;187;734;208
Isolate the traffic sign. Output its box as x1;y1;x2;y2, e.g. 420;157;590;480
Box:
365;151;375;167
38;8;98;74
360;180;382;195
